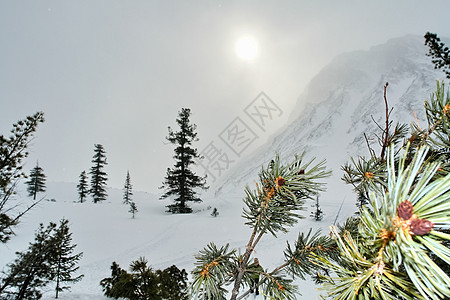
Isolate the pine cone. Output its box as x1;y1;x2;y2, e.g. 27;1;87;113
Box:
397;200;414;220
275;176;286;187
410;218;434;235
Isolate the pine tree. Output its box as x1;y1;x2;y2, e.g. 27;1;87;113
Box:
315;82;450;299
100;258;188;300
128;201;138;219
0;219;83;299
89;144;108;203
0;222;56;299
425;32;450;79
0;112;45;243
50;219;83;299
190;154;333;300
26;162;46;200
310;196;323;221
76;171;89;203
123;170;133;205
160;108;208;214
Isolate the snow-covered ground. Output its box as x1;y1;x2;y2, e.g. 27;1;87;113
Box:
1;180;347;300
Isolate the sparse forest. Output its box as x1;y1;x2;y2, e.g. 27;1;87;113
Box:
0;32;449;300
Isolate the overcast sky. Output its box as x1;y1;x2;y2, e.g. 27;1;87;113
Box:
1;1;450;193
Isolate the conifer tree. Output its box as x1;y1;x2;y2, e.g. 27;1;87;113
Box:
50;219;84;299
191;154;333;299
0;219;83;299
76;171;89;203
160;108;207;214
129;201;138;219
89;144;108;203
123;170;133;205
425;32;450;79
100;257;188;299
0;112;44;243
315;82;450;299
0;222;54;299
310;196;324;221
26;162;46;200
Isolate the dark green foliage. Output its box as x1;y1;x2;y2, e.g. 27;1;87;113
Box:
160;108;208;214
0;219;83;299
123;171;133;205
50;219;84;299
425;32;450;79
128;201;138;219
100;257;188;300
89;144;108;203
77;171;89;203
0;223;55;299
310;196;323;221
155;265;189;300
123;171;137;218
26;162;46;200
0;112;45;243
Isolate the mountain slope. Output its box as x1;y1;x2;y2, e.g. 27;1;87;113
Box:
213;35;444;221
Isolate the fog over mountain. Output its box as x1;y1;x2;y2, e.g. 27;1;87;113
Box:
213;35;444;219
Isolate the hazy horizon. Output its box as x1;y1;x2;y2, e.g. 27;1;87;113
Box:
1;1;450;193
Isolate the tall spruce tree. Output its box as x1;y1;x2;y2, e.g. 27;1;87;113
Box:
160;108;207;214
0;219;83;299
0;112;44;243
89;144;108;203
26;162;46;200
0;222;55;299
77;171;89;203
123;170;133;205
50;219;84;299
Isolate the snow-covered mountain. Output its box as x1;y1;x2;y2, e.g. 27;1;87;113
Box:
0;35;445;300
213;35;443;219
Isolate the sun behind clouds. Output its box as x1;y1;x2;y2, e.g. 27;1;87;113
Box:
235;36;259;61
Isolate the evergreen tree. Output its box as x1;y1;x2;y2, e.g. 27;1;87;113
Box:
89;144;108;203
128;201;138;219
425;32;450;79
76;171;89;203
315;82;450;299
50;219;84;299
26;162;46;200
0;112;45;243
191;81;449;300
160;108;208;214
191;154;333;300
100;257;188;300
0;220;83;299
123;170;133;205
310;196;323;221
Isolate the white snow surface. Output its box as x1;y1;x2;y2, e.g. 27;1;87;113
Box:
0;35;446;299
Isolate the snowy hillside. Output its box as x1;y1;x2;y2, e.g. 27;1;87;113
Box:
0;35;446;299
213;35;444;223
